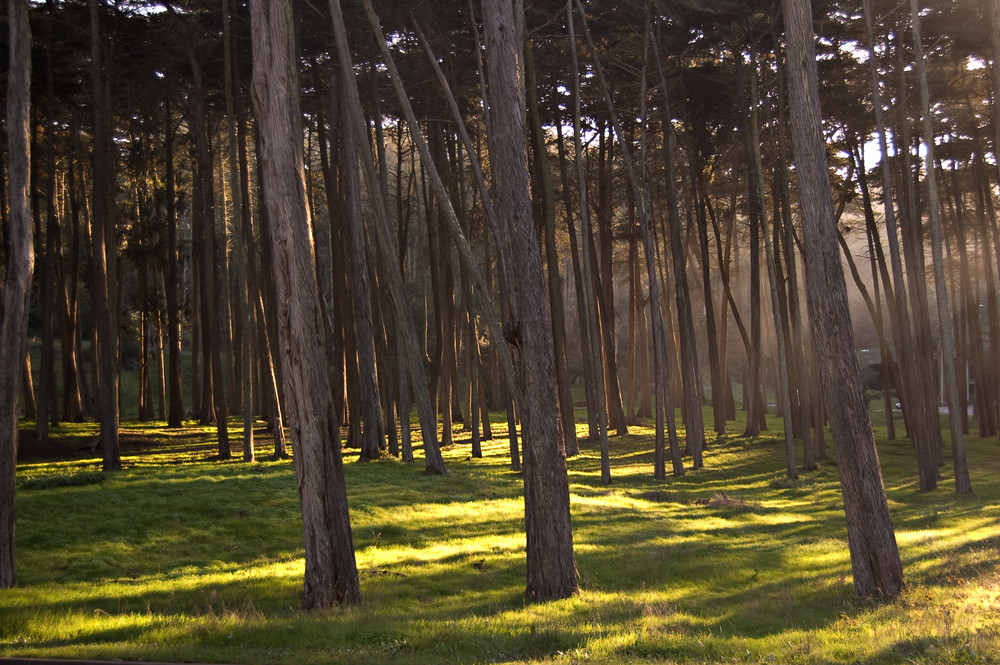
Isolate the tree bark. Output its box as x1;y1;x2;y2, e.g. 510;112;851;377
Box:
1;0;33;589
250;0;361;607
483;0;578;600
782;0;904;598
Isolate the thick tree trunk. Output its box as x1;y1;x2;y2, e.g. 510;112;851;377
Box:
782;0;904;598
483;0;578;600
1;0;33;589
251;0;360;607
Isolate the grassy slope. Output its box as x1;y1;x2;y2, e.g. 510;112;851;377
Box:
2;410;998;665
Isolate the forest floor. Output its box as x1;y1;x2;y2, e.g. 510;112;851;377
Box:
2;409;999;665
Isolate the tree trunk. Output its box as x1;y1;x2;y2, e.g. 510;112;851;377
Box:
335;0;449;475
250;0;361;607
223;0;254;460
782;0;904;598
0;0;33;589
185;44;231;459
652;37;704;465
483;0;578;600
738;52;766;438
555;120;602;442
338;72;386;461
163;94;184;427
594;129;628;437
90;0;121;471
61;112;85;422
565;2;611;477
909;0;972;494
861;0;939;488
575;0;681;477
525;40;578;456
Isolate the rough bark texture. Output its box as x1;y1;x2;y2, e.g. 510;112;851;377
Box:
0;0;32;589
483;0;578;600
782;0;904;598
250;0;361;608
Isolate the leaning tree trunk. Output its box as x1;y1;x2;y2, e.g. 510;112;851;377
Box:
250;0;360;608
483;0;578;600
782;0;904;598
0;0;33;589
335;0;449;475
861;0;938;488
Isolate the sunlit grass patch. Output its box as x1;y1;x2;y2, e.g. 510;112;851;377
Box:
4;408;1000;664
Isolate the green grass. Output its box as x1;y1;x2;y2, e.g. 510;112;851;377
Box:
3;409;999;665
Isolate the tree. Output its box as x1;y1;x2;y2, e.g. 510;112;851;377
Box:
250;0;360;608
0;0;33;589
909;0;972;495
482;0;578;600
781;0;904;598
89;0;121;472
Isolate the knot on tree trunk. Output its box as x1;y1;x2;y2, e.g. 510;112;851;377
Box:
502;318;520;347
